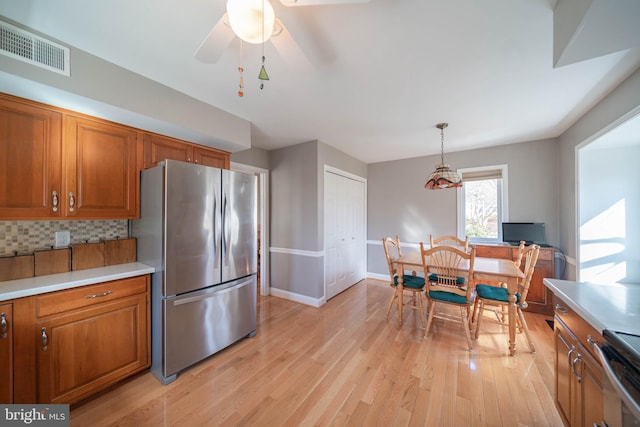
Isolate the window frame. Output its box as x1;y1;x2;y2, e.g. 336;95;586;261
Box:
456;164;509;244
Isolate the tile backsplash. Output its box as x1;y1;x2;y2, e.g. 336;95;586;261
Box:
0;220;129;256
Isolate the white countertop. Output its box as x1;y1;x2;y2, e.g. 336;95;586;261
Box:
544;278;640;336
0;262;155;301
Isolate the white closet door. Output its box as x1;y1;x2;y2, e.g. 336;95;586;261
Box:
325;171;365;300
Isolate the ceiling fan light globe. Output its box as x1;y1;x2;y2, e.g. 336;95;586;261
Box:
227;0;276;44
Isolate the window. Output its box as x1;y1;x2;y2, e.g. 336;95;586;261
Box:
456;165;508;243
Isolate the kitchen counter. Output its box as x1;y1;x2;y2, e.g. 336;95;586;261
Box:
544;278;640;336
0;262;155;301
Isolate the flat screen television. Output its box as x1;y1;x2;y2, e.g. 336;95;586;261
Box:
502;222;546;245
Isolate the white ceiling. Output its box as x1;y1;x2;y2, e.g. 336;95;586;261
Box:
1;0;640;163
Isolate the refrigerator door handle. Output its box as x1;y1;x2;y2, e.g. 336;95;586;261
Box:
214;191;221;268
223;190;231;266
171;278;254;306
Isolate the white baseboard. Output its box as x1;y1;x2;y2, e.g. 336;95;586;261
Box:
269;287;326;308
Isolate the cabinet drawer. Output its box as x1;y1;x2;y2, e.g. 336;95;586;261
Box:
36;276;148;318
553;294;603;362
474;245;512;259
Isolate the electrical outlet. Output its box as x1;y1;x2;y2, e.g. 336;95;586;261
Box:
55;230;70;247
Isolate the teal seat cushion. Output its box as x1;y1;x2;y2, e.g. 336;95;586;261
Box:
428;290;468;305
475;283;521;304
428;273;465;285
393;274;425;289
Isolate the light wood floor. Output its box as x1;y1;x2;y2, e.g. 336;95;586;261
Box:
70;279;563;426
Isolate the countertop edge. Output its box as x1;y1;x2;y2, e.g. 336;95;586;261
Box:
543;278;607;333
543;278;640;336
0;262;155;302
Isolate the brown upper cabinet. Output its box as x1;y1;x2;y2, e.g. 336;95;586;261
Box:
0;95;63;219
0;94;140;220
143;132;229;170
65;115;138;219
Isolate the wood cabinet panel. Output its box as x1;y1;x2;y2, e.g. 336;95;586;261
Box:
143;133;193;167
193;146;230;169
474;244;555;314
65;116;139;218
37;294;148;404
143;132;230;170
554;312;603;427
0;303;13;403
35;275;150;404
0;95;62;219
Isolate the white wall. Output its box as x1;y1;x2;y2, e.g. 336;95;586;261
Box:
579;143;640;284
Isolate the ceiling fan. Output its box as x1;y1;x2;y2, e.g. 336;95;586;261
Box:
194;0;371;69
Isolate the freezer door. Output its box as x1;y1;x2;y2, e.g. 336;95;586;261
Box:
165;161;222;296
160;276;256;382
222;170;257;283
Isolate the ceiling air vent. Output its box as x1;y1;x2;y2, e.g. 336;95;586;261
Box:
0;20;70;76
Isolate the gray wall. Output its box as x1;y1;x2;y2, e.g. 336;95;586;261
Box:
0;18;250;153
558;67;640;280
268;140;367;302
367;138;559;277
231;147;270;170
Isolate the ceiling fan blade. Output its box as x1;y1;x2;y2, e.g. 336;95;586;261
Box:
270;19;314;71
280;0;370;6
194;14;235;64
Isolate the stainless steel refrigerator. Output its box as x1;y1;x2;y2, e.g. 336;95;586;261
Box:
132;159;257;384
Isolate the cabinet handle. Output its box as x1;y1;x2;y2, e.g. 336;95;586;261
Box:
69;192;75;212
1;313;7;339
555;303;568;315
41;327;48;351
571;354;582;383
194;159;198;164
593;422;608;427
187;157;191;162
52;191;58;212
567;346;575;367
85;290;113;299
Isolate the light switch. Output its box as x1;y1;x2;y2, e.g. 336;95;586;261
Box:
55;230;70;247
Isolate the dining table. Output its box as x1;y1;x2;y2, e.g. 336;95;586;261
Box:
394;251;525;356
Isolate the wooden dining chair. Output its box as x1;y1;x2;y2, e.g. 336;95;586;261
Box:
429;234;469;252
421;243;476;350
382;236;426;328
472;244;540;352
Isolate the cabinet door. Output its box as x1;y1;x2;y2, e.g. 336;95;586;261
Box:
524;258;554;314
554;321;574;427
578;345;604;427
0;96;62;219
0;303;13;403
143;133;193;168
193;146;230;169
65;116;138;218
36;294;148;404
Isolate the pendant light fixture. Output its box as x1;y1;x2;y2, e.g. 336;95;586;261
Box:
424;123;463;190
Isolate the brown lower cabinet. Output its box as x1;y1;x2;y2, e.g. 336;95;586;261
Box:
0;302;13;403
5;275;150;404
554;295;604;427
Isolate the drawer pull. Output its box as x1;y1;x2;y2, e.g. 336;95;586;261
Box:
555;303;568;315
1;313;7;339
41;327;48;351
85;290;113;299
